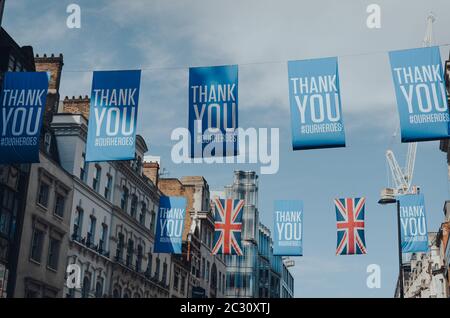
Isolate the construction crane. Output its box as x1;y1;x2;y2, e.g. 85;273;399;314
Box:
379;13;436;203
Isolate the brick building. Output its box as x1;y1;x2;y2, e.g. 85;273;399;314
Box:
152;169;226;298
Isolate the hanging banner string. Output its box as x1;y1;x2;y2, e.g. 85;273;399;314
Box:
61;43;450;73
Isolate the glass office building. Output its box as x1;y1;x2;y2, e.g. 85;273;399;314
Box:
223;171;259;298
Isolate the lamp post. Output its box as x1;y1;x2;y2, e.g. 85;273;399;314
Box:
378;197;404;298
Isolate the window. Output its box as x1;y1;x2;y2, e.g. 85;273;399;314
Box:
180;274;186;294
44;133;51;154
155;257;160;279
201;257;205;279
206;261;210;282
82;276;90;298
0;188;18;238
162;262;167;284
120;187;129;212
146;252;153;275
37;182;50;208
99;224;108;253
139;202;146;225
173;271;179;291
73;208;83;240
7;55;15;71
92;166;101;192
150;209;156;234
112;288;121;298
136;157;142;173
130;195;138;218
47;237;60;270
116;233;124;261
104;174;112;200
53;194;65;218
95;278;104;298
126;239;134;267
87;215;96;247
136;245;143;272
80;153;89;182
222;275;225;293
30;229;44;263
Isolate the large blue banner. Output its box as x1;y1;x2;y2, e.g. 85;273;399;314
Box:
189;65;238;158
86;70;141;162
389;47;449;142
273;200;303;256
399;194;428;253
0;72;48;164
154;196;187;254
288;57;346;150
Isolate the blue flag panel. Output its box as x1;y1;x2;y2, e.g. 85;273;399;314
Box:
188;65;238;158
86;70;141;162
273;200;303;256
389;47;449;142
399;194;429;253
0;72;48;164
154;196;187;254
288;57;346;150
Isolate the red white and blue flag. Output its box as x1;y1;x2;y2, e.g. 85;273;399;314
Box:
334;197;367;255
212;198;244;256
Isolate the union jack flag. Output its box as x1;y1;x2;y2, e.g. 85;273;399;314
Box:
212;198;244;256
334;197;367;255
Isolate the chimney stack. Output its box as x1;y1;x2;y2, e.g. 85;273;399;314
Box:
62;95;91;120
34;54;64;126
143;161;160;187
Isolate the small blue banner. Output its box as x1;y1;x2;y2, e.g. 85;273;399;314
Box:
399;194;429;253
189;65;238;158
86;70;141;162
273;200;303;256
389;46;449;142
154;196;187;254
288;57;346;150
0;72;48;164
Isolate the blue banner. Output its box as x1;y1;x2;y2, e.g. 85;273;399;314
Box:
189;65;238;158
154;196;187;254
0;72;48;164
86;70;141;162
389;47;449;142
273;200;303;256
288;57;346;150
399;194;428;253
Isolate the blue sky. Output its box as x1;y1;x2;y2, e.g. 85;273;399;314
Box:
3;0;450;297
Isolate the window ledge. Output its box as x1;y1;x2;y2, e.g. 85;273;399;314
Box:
36;203;48;212
46;265;58;273
29;258;41;266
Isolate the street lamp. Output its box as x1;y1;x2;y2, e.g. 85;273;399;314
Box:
378;197;404;298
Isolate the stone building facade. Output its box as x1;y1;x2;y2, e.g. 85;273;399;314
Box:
403;233;447;298
9;52;75;298
52;96;171;298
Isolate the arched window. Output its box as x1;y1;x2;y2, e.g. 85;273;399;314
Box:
95;278;104;298
81;276;90;298
112;287;121;298
210;263;217;289
130;195;138;218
